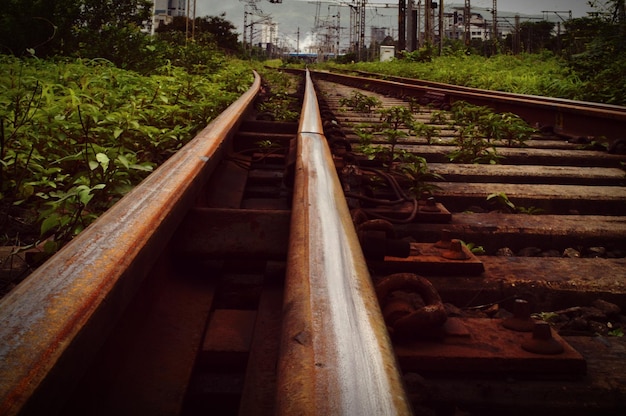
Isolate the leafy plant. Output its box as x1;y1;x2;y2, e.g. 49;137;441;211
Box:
378;105;414;130
396;152;443;198
339;91;382;113
351;105;442;203
447;127;502;164
258;92;299;121
0;56;254;253
406;97;421;113
516;205;545;215
319;53;586;102
429;110;449;125
411;121;440;145
365;106;417;169
460;240;486;255
486;192;517;213
576;139;609;151
446;101;503;164
487;192;544;214
531;311;560;323
480;112;536;147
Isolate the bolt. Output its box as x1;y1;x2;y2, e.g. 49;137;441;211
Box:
502;299;535;332
442;239;470;260
434;229;452;249
420;196;440;212
521;321;564;355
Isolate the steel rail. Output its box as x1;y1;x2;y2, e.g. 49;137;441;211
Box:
0;72;262;416
352;69;626;112
276;69;412;415
308;70;626;142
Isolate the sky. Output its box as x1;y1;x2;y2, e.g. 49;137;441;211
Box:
189;0;597;49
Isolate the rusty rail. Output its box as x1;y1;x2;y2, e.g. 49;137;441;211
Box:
0;72;262;415
309;70;626;142
276;69;412;415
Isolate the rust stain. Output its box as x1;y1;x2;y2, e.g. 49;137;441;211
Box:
0;72;263;415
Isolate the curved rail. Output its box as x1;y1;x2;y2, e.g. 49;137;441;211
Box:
353;69;626;112
309;69;626;142
0;72;262;415
276;69;412;415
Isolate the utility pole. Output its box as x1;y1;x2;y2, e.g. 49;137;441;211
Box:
438;0;444;54
192;0;197;40
464;0;470;46
417;0;422;47
336;9;341;56
359;0;366;61
185;0;190;43
513;14;520;54
399;0;406;51
424;0;432;45
240;1;282;52
492;0;497;54
407;0;414;51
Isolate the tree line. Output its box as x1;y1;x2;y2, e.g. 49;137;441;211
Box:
1;0;624;104
0;0;242;74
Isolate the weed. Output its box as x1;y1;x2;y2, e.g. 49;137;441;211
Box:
446;102;502;164
429;110;449;125
258;92;299;121
406;97;421;113
486;192;517;213
487;192;543;214
460;240;486;255
411;121;440;145
0;57;253;252
396;152;443;198
339;91;382;113
531;311;560;322
353;106;443;200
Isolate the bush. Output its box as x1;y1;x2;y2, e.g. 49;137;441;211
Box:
0;56;254;250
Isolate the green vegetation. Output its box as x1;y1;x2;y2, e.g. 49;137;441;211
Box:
460;241;486;256
0;1;244;74
355;100;536;166
349;103;443;198
339;91;382;113
311;1;626;106
486;192;544;215
0;56;255;252
396;153;444;199
445;101;536;164
321;53;584;100
0;1;281;256
531;311;560;323
0;0;623;257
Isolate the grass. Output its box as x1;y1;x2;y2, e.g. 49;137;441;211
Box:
316;52;584;101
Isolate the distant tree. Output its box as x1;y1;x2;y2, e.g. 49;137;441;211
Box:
561;17;604;56
0;0;81;56
78;0;152;29
157;13;240;53
74;0;154;66
519;21;555;53
563;0;626;104
199;14;240;52
0;0;154;62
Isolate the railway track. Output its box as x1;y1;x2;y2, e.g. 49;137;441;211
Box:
1;68;626;416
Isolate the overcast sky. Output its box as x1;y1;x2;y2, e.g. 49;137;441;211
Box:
191;0;596;48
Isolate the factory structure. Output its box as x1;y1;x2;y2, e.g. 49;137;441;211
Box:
145;1;572;60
